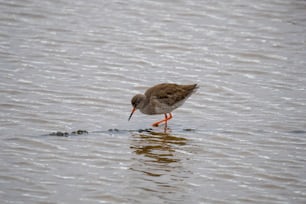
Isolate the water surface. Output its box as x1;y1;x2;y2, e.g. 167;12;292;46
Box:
1;0;306;203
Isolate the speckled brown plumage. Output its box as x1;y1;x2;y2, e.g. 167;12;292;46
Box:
145;83;197;107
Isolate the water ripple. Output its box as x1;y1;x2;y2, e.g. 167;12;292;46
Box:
1;0;306;203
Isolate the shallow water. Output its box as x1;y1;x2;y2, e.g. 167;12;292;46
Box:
1;0;306;203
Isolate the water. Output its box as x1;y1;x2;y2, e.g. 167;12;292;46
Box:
1;0;306;203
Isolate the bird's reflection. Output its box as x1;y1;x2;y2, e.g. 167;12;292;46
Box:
130;130;187;177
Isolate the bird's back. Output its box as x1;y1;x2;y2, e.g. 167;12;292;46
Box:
145;83;198;107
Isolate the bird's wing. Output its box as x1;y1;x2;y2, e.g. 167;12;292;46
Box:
145;83;197;107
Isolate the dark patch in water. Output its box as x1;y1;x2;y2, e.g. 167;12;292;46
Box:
108;128;119;132
48;130;88;137
71;130;88;135
137;128;153;133
183;128;195;132
46;127;195;137
49;131;69;137
289;130;306;134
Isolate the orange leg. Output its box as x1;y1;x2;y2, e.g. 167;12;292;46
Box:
152;113;173;127
164;113;172;129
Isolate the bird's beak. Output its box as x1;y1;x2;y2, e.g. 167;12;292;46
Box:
128;107;136;121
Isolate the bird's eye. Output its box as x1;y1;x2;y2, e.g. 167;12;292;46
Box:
132;101;138;107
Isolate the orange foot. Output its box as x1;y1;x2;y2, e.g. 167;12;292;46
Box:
152;113;173;127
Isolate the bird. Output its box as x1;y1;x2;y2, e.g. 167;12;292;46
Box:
128;83;198;129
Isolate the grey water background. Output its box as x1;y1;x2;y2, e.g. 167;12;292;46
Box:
1;0;306;203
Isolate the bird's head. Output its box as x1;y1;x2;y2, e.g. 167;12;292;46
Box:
128;94;146;121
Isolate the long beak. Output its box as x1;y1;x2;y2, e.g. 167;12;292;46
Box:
128;107;136;121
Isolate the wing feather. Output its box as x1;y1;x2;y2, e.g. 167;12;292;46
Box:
145;83;198;107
